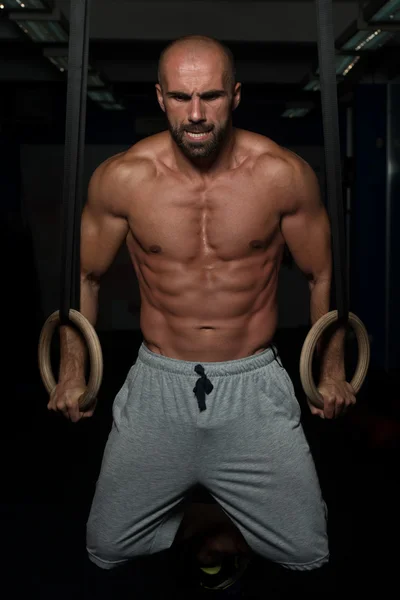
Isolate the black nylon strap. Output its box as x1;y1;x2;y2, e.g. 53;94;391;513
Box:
315;0;349;322
60;0;90;324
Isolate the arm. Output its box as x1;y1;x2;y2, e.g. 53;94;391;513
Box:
51;158;130;419
280;158;354;417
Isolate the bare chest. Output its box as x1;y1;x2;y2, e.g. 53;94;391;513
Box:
127;176;283;263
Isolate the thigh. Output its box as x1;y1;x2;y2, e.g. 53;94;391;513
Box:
87;364;199;568
201;361;329;570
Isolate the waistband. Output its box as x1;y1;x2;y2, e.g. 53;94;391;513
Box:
137;342;277;378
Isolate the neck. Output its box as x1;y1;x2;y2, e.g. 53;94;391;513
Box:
170;124;236;177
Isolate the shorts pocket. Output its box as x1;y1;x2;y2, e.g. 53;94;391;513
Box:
276;364;301;421
257;361;301;422
112;362;141;428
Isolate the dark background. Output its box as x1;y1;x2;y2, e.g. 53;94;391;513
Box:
2;1;400;597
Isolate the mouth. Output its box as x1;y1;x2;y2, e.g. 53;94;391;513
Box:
184;130;212;142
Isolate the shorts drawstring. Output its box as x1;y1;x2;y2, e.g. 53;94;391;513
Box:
192;346;281;411
193;364;214;412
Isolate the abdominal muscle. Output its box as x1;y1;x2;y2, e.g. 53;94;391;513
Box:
137;259;280;362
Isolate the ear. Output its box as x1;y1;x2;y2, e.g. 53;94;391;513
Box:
155;84;165;113
232;82;241;111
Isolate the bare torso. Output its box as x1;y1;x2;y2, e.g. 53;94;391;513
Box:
112;129;298;361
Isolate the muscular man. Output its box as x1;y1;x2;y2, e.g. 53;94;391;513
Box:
49;35;355;595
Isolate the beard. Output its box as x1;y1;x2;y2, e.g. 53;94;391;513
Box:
166;116;230;160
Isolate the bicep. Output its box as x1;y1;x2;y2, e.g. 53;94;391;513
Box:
80;169;129;280
280;164;331;282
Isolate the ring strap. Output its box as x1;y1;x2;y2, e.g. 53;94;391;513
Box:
60;0;91;324
315;0;349;322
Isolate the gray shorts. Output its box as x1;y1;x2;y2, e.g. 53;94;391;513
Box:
86;343;329;571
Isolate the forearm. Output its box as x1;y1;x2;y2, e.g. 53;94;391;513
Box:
58;274;99;383
309;277;345;380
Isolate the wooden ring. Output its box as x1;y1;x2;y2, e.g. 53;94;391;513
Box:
299;310;370;409
38;309;103;411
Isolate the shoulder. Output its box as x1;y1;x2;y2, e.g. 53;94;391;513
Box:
238;130;321;210
91;134;167;188
238;130;315;183
87;133;168;212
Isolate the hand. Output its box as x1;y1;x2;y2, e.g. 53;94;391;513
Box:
308;377;356;419
47;380;97;423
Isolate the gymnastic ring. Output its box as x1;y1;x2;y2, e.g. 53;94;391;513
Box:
299;310;370;410
38;309;103;411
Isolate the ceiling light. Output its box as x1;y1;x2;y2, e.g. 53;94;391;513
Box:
341;28;393;51
316;55;360;78
9;7;69;42
88;90;115;103
87;73;105;87
47;55;68;72
370;0;400;22
42;48;107;92
2;0;49;8
303;79;320;92
281;108;310;118
99;103;125;111
43;48;98;81
335;55;360;76
14;18;68;42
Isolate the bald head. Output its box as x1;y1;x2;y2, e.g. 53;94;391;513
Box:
155;35;241;163
157;35;236;90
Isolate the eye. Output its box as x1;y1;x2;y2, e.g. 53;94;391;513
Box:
202;93;223;101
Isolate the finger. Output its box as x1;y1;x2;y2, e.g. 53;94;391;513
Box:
81;398;97;419
323;397;336;419
66;398;81;423
56;401;70;420
348;391;357;405
81;409;95;419
344;384;356;406
333;395;345;418
309;404;325;418
48;391;57;411
343;391;356;410
338;394;355;416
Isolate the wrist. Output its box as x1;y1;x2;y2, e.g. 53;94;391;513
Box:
59;371;86;386
319;368;346;382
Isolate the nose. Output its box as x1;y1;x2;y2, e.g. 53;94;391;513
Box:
188;96;206;123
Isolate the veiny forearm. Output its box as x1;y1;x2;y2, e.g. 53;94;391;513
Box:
58;274;99;383
309;277;345;380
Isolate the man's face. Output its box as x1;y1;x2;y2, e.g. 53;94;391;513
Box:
156;48;241;160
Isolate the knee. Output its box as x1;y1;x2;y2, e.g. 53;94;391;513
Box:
252;523;329;571
287;533;330;570
86;516;135;569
